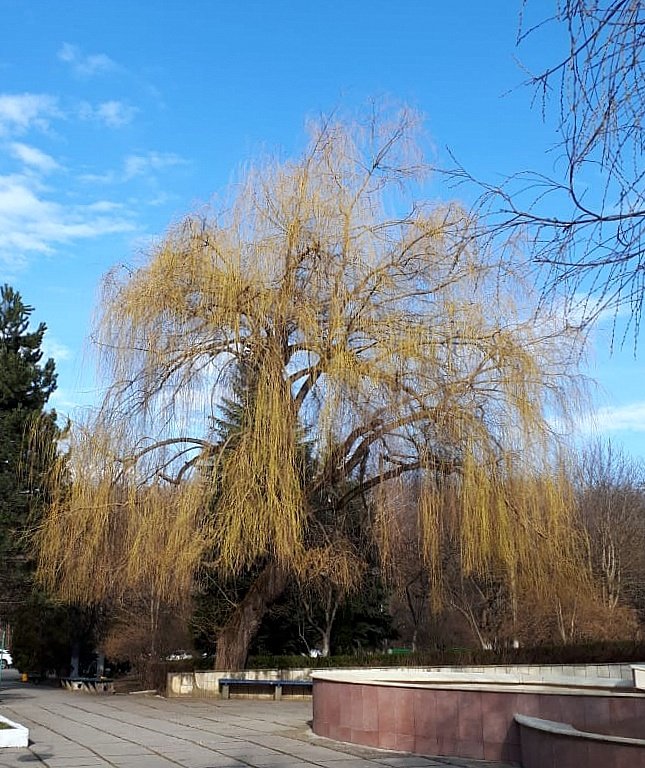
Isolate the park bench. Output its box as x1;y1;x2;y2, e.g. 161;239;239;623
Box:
218;677;312;700
60;677;114;694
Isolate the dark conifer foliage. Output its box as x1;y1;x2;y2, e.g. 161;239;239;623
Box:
0;285;57;613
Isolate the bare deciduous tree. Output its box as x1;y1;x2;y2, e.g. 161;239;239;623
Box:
296;545;364;657
575;440;645;616
459;1;645;329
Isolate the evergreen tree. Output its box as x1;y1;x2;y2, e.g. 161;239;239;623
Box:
0;284;57;616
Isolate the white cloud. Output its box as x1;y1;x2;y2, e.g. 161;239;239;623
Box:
85;200;123;213
79;100;136;128
0;173;135;263
77;170;118;184
48;387;91;416
42;338;72;362
9;142;59;173
123;152;185;180
582;402;645;434
58;43;116;77
97;100;135;127
0;93;59;136
565;291;632;328
79;152;186;186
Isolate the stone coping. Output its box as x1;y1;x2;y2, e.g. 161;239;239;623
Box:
168;662;642;697
515;713;645;747
310;668;645;697
632;664;645;690
0;714;29;748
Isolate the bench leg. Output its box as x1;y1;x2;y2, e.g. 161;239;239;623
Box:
274;684;282;700
221;684;230;699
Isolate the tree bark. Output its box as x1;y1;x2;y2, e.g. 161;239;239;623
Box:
215;562;289;670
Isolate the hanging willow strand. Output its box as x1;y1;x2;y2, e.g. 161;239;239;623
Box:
36;106;589;608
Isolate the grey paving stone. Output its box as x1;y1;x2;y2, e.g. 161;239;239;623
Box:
316;761;403;768
377;759;448;767
45;759;113;767
0;671;517;768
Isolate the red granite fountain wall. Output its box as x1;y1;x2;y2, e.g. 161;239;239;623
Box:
311;670;645;767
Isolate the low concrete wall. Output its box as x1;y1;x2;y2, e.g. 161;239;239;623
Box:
167;662;635;698
167;667;314;698
435;662;634;680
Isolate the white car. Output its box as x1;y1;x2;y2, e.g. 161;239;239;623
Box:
0;649;12;669
166;650;193;661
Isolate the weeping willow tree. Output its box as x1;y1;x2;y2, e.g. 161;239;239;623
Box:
37;108;589;669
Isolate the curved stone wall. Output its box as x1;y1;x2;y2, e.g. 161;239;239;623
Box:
311;669;645;764
516;714;645;768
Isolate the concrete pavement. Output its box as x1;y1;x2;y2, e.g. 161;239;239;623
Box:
0;671;517;768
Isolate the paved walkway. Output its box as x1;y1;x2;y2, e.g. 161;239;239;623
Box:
0;671;516;768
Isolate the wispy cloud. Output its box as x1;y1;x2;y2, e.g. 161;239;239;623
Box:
565;291;632;328
0;173;135;263
0;93;59;136
79;100;136;128
58;43;116;77
79;152;186;185
9;142;59;173
96;100;135;127
42;338;73;362
123;152;185;179
48;387;95;416
582;402;645;434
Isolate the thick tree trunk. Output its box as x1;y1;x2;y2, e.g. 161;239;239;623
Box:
215;562;289;670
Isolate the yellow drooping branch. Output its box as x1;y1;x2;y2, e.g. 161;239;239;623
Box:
35;106;590;611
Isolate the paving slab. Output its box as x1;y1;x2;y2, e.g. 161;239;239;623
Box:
0;671;518;768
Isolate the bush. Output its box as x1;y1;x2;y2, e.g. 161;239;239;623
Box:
247;641;645;670
156;641;645;694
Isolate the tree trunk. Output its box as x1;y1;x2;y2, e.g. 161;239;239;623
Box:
215;562;289;670
320;628;331;657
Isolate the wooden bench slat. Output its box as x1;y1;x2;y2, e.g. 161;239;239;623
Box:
218;678;312;700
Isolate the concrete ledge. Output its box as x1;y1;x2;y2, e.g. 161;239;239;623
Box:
168;662;639;698
311;667;641;696
515;713;645;745
632;664;645;690
0;715;29;748
516;713;645;768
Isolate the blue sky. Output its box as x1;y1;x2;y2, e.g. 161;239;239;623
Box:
1;0;644;460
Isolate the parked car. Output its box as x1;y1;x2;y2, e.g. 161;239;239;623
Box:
0;649;13;669
165;650;193;661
